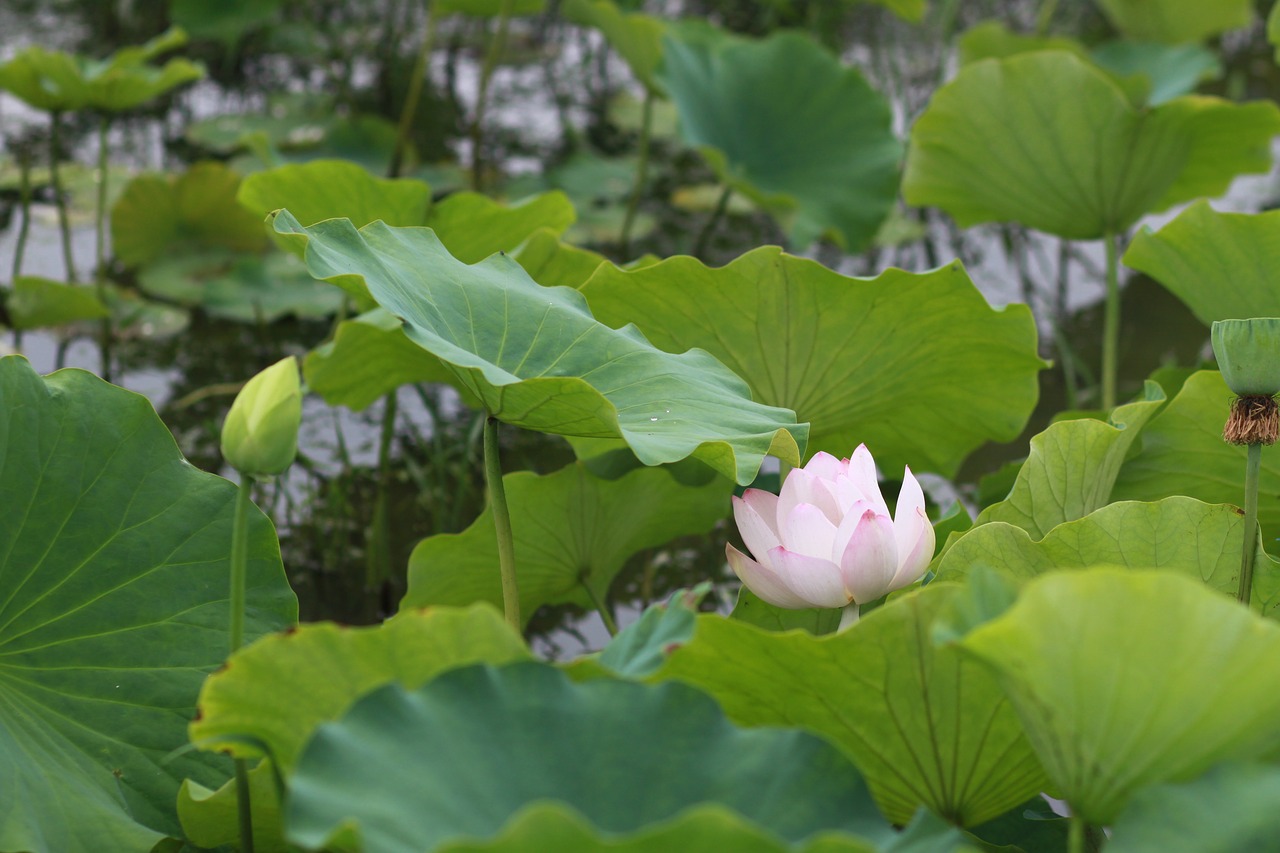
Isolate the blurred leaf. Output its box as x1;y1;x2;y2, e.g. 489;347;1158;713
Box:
8;276;108;330
1094;0;1252;44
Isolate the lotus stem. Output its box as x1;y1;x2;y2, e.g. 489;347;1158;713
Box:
228;473;255;852
49;111;77;283
1238;441;1263;605
692;185;733;259
367;392;397;590
582;578;618;637
619;88;654;259
95;115;113;382
471;0;517;191
389;5;438;179
1068;813;1084;853
837;603;860;633
1101;231;1120;410
484;416;521;629
8;156;32;350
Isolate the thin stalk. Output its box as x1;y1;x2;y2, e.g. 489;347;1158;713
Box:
470;0;517;191
389;7;438;179
49;111;78;283
1035;0;1061;35
95;116;113;382
228;474;255;852
583;580;618;636
1238;441;1263;605
1068;814;1085;853
8;157;33;350
837;603;860;632
367;392;398;589
1101;231;1120;410
484;416;521;629
619;88;655;258
692;185;732;259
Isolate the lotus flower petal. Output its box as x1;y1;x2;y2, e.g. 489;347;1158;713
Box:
726;543;811;608
770;546;849;608
781;502;838;559
733;491;782;560
779;467;841;526
837;509;899;604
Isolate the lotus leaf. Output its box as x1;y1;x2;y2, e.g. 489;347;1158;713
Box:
730;587;842;635
401;462;730;624
7;275;108;330
654;586;1047;827
177;759;286;853
903;51;1280;240
1123;200;1280;324
976;382;1166;538
436;0;546;15
1094;0;1252;44
0;28;202;113
238;158;432;227
0;356;296;852
952;569;1280;824
112;162;267;266
563;0;665;93
190;604;529;773
937;496;1280;616
138;250;345;322
584;249;1043;476
657;23;900;251
271;211;806;482
286;662;892;851
171;0;283;47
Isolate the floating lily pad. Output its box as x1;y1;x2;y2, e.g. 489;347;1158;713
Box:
0;356;295;852
190;605;529;773
951;569;1280;824
272;212;807;482
402;463;730;625
584;250;1043;476
937;496;1280;616
658;24;900;250
903;51;1280;239
655;587;1046;827
286;662;892;852
1123;200;1280;325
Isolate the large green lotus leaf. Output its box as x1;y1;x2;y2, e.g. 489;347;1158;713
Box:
1094;0;1252;44
8;275;109;330
112;162;268;266
657;24;900;251
436;804;878;852
190;604;529;773
957;21;1086;64
237;159;433;227
138;249;345;323
975;383;1166;538
1114;371;1280;536
402;462;731;625
653;586;1047;828
937;496;1280;616
511;227;608;290
427;190;577;263
0;28;202;113
952;569;1280;825
730;587;842;635
304;308;457;411
583;249;1043;476
1123;200;1280;324
0;356;296;852
286;662;894;852
272;212;806;482
1108;763;1280;853
903;51;1280;240
563;0;666;93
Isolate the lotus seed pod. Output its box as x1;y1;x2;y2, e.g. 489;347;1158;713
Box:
221;356;302;477
1211;319;1280;445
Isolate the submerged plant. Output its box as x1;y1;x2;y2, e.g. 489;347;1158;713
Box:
727;446;934;629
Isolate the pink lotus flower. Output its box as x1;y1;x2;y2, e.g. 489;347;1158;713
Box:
727;446;934;612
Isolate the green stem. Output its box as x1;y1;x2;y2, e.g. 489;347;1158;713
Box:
7;157;32;350
692;185;732;259
1035;0;1061;35
470;0;516;191
1101;231;1120;411
96;115;113;382
389;6;438;179
619;88;654;258
1068;813;1085;853
583;579;618;636
228;474;255;851
484;416;521;630
234;757;255;853
367;392;398;589
49;111;77;283
1238;441;1263;605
